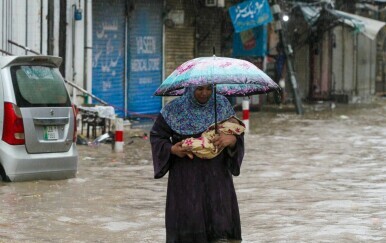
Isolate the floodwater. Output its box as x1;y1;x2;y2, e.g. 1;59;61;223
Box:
1;99;386;242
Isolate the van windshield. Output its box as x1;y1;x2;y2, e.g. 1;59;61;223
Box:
10;65;71;107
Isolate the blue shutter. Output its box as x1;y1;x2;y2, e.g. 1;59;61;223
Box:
127;0;163;115
92;0;126;117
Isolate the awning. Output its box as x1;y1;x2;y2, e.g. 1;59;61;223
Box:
335;10;386;40
297;4;322;26
295;3;386;40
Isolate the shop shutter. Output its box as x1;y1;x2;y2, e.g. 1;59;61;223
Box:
127;0;163;115
92;0;126;117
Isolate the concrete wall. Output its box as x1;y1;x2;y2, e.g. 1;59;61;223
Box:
0;0;87;105
163;0;224;105
4;1;382;106
65;0;86;105
0;0;48;55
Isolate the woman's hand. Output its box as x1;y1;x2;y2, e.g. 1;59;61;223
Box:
211;133;237;151
171;141;194;159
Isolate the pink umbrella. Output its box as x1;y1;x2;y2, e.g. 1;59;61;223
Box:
154;55;280;131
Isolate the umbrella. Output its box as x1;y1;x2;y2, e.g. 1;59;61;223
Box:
154;55;279;96
154;55;280;131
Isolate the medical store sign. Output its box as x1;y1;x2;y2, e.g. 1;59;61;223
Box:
229;0;273;33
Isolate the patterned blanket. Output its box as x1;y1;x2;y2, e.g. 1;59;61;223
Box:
182;118;245;159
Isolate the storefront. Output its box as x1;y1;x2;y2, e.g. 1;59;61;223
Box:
92;0;163;117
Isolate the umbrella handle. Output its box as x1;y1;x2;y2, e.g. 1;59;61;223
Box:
214;84;218;134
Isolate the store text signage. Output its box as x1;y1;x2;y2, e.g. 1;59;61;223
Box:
229;0;273;33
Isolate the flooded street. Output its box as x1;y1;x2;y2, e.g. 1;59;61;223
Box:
1;99;386;242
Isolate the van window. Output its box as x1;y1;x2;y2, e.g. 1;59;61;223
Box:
10;65;71;107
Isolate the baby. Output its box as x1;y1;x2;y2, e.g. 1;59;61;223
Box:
181;116;245;159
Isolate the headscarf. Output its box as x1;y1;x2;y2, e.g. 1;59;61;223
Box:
161;86;235;135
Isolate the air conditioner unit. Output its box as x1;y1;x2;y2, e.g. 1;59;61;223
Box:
205;0;217;7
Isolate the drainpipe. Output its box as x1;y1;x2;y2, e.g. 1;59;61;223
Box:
59;0;67;74
370;38;373;94
71;2;81;105
342;27;345;92
72;1;83;105
329;31;334;97
25;0;28;55
84;0;93;104
7;0;13;52
354;34;358;96
124;6;128;117
40;0;43;53
72;4;77;104
47;0;54;55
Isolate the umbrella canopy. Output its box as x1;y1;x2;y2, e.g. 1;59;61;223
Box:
154;56;279;97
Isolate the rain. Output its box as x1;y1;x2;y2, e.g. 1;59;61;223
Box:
1;0;386;242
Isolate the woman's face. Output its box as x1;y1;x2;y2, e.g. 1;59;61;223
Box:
194;85;213;104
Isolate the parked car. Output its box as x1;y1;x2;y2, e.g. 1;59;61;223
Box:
0;55;78;182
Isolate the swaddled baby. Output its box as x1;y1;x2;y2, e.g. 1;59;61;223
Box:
181;116;245;159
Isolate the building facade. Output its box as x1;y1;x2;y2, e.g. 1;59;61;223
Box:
0;0;226;118
1;0;386;119
284;2;386;103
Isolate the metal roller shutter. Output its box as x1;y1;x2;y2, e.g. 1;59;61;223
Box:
127;0;163;115
92;0;126;117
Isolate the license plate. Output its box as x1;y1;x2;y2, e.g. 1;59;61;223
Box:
44;126;59;140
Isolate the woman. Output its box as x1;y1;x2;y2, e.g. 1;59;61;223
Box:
150;84;245;243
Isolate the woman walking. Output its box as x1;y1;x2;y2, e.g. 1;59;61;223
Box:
150;84;245;243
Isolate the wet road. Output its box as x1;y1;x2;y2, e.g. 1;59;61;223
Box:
1;99;386;242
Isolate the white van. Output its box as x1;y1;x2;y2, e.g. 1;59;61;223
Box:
0;56;78;182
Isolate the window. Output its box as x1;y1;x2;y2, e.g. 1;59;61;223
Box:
205;0;216;7
10;65;71;107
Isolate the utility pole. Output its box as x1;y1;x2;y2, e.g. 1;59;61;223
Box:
271;1;304;115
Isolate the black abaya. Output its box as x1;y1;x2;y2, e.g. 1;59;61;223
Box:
150;115;245;243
